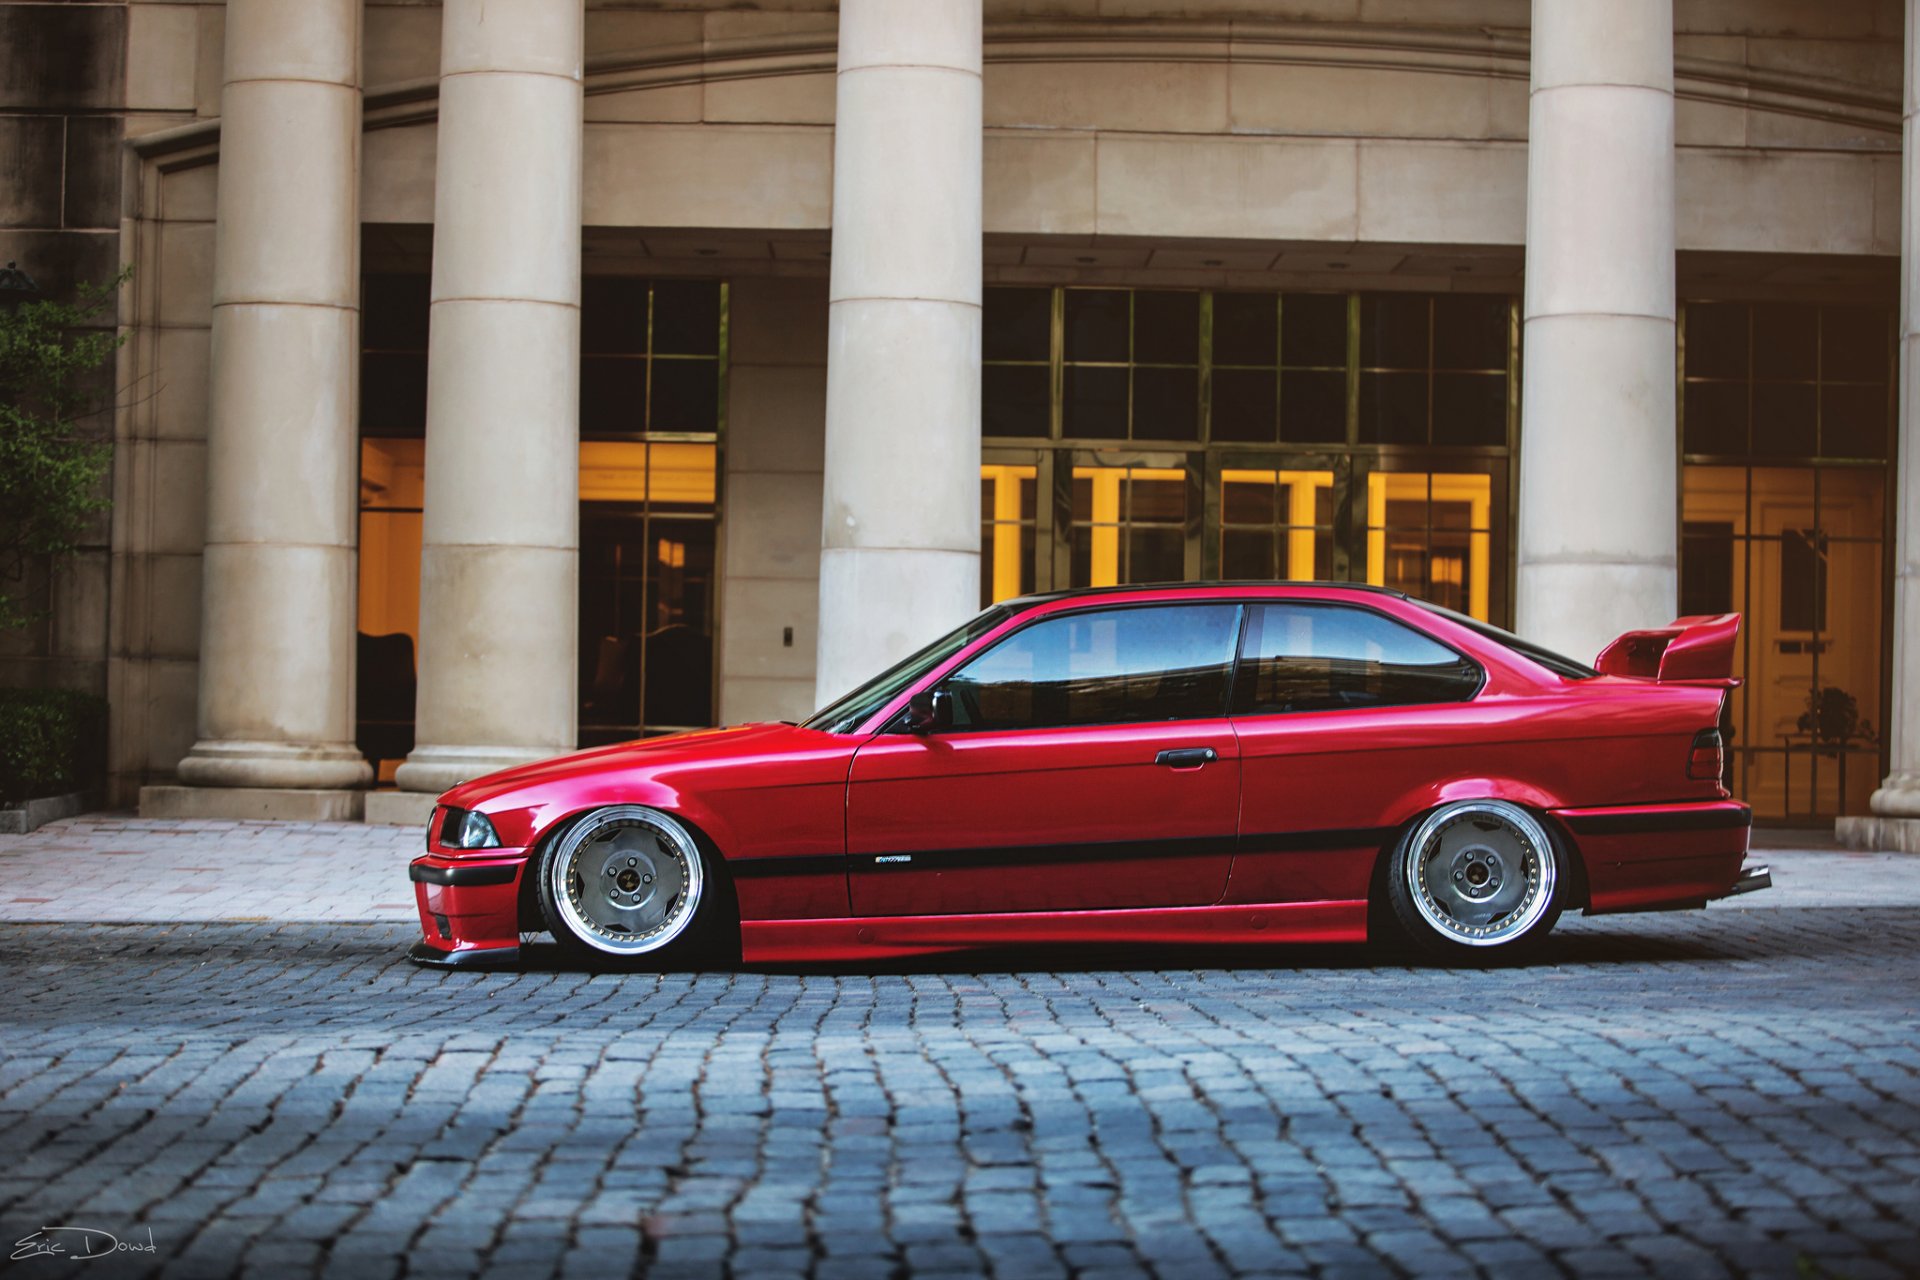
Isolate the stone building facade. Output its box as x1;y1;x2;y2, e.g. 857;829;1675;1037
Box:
2;0;1916;834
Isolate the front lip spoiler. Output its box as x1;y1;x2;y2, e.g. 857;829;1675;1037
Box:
407;941;520;969
1715;863;1772;899
409;860;520;887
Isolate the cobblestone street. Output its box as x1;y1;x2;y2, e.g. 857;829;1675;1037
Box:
2;821;1919;1278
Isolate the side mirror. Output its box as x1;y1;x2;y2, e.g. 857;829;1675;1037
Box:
902;687;954;735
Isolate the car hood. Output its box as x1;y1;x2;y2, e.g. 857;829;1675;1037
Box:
437;721;834;812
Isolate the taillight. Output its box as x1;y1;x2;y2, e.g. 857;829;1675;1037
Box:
1688;728;1724;782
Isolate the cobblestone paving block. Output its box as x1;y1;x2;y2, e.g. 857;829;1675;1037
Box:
1;910;1918;1277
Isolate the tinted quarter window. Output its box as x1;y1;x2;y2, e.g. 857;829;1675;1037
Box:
1233;604;1480;715
947;605;1241;730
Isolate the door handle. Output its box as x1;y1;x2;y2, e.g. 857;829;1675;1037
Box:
1155;747;1217;768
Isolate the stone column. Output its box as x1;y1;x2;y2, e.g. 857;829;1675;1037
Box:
1845;2;1920;850
390;0;585;804
1515;0;1677;664
169;0;371;810
814;0;983;707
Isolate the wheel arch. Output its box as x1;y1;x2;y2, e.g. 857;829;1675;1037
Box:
519;799;742;950
1365;785;1593;929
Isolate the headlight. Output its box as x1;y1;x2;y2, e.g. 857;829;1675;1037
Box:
440;807;501;850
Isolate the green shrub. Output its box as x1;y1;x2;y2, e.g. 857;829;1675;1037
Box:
0;687;106;803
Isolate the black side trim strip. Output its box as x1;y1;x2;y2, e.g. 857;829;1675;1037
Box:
850;834;1237;873
1238;826;1397;854
728;854;849;880
1563;805;1753;836
735;826;1401;878
409;861;520;887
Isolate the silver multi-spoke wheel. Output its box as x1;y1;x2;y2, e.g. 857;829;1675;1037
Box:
1393;799;1560;953
544;806;705;957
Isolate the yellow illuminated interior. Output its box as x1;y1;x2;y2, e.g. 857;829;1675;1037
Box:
578;441;718;504
1073;467;1183;587
358;439;425;652
1220;469;1336;580
1365;471;1492;621
980;464;1037;604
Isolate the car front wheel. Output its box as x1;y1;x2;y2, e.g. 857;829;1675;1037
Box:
535;805;734;968
1385;799;1563;960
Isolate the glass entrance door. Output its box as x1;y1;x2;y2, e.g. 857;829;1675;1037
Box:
1207;452;1348;584
1352;457;1507;624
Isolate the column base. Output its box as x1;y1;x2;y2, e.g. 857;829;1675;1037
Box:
365;790;438;828
394;743;564;797
1835;815;1920;855
139;785;366;822
175;739;372;790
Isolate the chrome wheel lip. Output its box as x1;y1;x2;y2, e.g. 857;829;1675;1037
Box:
1403;799;1556;948
548;805;704;956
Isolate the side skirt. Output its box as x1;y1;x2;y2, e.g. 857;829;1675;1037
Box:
739;900;1370;964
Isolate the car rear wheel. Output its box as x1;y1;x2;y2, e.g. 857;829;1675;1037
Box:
1385;799;1563;960
535;805;734;968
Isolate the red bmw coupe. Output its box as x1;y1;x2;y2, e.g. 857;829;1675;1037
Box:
408;582;1768;969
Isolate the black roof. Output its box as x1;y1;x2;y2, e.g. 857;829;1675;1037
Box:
1006;580;1414;607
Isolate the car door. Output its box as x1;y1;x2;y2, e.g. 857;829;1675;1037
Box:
1225;600;1485;906
846;601;1244;917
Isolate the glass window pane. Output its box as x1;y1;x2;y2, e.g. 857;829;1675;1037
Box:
1232;603;1480;715
1684;380;1747;455
1064;365;1128;437
1281;369;1347;443
580;357;646;435
1359;294;1428;369
1432;295;1507;371
651;280;722;355
581;277;650;355
1133;366;1199;440
1064;289;1129;362
1358;371;1427;444
1126;473;1186;523
1821;383;1890;459
648;359;720;433
947;604;1241;730
1681;519;1736;617
1221;528;1277;580
1210;367;1277;442
363;274;430;350
1753;303;1816;381
1432;373;1507;447
1133;290;1199;364
1686;302;1749;379
1821;305;1891;383
984;287;1052;362
1283;292;1348;367
1221;472;1278;525
984;364;1051;438
1753;382;1817;458
1125;526;1185;584
1212;291;1278;366
361;353;428;435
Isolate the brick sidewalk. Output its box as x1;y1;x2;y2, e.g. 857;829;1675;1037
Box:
0;815;421;924
2;813;1917;925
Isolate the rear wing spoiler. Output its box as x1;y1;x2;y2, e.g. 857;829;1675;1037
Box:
1594;613;1741;681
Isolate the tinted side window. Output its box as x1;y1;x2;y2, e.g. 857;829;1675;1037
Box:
1232;604;1480;715
947;605;1241;730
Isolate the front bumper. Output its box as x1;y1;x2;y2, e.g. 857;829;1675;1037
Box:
409;850;529;966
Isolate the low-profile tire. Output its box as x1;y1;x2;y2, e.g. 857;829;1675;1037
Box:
535;805;736;970
1385;799;1564;961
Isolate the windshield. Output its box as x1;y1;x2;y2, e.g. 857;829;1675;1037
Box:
801;605;1014;734
1414;601;1599;680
